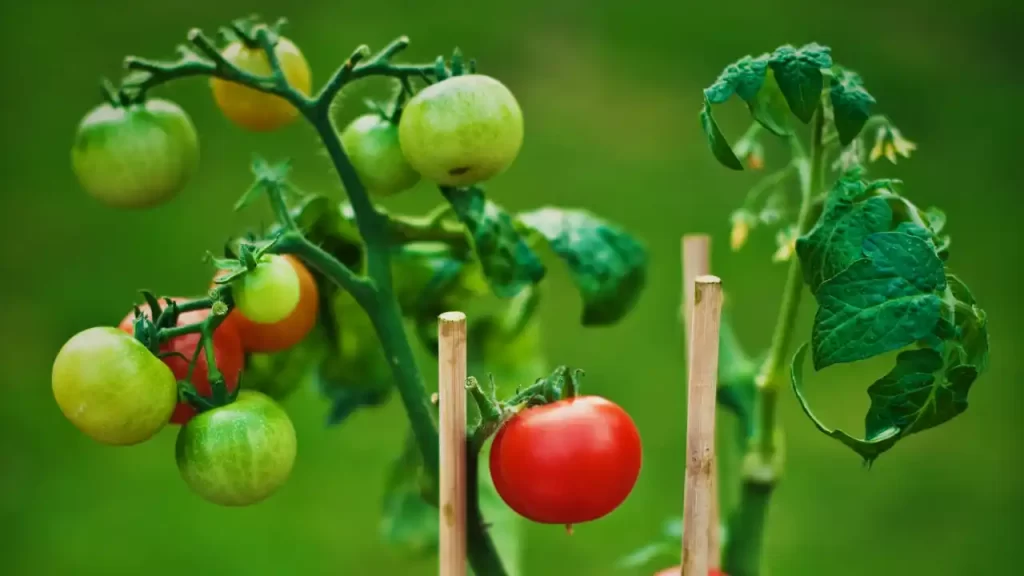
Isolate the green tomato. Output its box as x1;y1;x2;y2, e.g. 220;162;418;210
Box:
175;390;297;506
234;254;301;324
340;113;421;196
398;74;524;187
51;327;177;445
72;99;199;209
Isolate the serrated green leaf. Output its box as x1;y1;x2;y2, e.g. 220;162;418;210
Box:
791;341;979;463
380;433;438;556
830;67;876;145
700;100;744;171
944;275;990;371
768;43;833;123
796;173;894;293
705;54;770;104
441;187;545;298
811;232;946;370
518;207;647;326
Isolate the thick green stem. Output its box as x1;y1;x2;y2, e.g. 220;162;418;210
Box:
725;109;826;576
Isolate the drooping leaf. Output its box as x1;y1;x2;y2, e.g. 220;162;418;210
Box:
768;43;833;123
517;207;647;325
441;187;545;298
795;172;894;293
791;342;980;463
944;275;990;371
829;66;876;145
811;232;946;370
380;434;438;556
702;53;790;137
699;99;744;170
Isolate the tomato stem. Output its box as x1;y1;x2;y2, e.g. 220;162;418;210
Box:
723;107;829;576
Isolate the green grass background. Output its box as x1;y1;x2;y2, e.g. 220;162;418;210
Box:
1;1;1021;575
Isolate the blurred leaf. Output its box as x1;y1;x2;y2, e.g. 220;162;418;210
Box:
768;43;833;123
242;331;325;400
791;342;980;464
518;207;647;326
380;434;438;556
811;232;946;370
749;70;793;137
717;305;757;440
441;187;545;298
700;100;743;171
318;288;393;425
476;445;524;576
830;66;876;145
617;543;674;570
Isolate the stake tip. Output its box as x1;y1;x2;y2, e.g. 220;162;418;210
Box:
695;274;721;285
438;311;466;323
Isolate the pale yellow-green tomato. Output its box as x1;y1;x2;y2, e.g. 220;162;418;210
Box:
51;327;177;445
340;113;422;196
398;74;524;187
233;254;302;324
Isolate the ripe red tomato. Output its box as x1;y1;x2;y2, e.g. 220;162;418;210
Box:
220;255;320;353
118;298;244;424
489;395;642;525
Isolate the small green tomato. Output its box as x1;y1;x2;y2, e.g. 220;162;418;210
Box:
71;99;199;209
233;254;302;325
398;74;524;187
340;113;421;196
175;390;297;506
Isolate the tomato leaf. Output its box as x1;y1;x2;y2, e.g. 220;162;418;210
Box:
517;207;647;326
811;231;946;370
717;306;758;441
700;99;744;171
380;434;438;556
441;187;546;299
704;53;792;138
767;43;833;123
829;66;876;146
791;341;981;464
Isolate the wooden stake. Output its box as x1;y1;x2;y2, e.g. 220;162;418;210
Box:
681;276;723;576
438;311;468;576
682;235;721;570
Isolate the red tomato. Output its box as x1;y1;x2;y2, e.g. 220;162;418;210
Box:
118;298;244;424
489;395;642;525
654;568;726;576
218;255;320;353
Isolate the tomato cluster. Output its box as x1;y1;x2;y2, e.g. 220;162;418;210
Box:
52;253;319;506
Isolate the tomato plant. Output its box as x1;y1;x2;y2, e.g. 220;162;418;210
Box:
489;393;642;526
72;97;198;209
176;390;297;506
52;327;177;445
118;299;244;424
622;44;990;576
63;15;648;576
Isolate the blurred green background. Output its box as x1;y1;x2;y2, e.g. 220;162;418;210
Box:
2;1;1021;574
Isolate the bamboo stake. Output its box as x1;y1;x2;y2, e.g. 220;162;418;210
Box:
438;311;468;576
681;276;723;576
682;235;721;570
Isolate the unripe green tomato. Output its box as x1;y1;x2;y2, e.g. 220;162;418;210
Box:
51;327;177;445
233;254;302;324
398;74;524;187
340;113;421;196
71;99;199;209
176;390;297;506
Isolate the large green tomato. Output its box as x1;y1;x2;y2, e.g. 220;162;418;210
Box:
340;113;421;196
51;327;177;445
175;390;297;506
398;74;524;187
71;99;199;209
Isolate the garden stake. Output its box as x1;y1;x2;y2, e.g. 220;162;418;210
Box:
681;276;723;576
439;311;469;576
682;235;721;570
